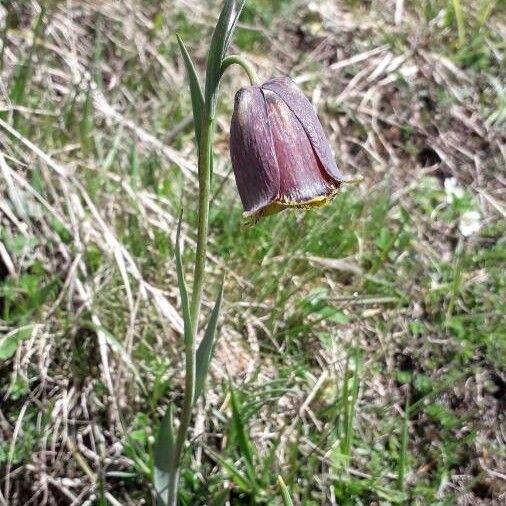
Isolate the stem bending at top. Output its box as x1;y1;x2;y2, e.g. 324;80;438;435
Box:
158;3;260;504
221;55;260;86
189;53;258;336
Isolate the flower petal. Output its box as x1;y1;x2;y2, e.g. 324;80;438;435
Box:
230;87;280;214
263;89;337;204
262;77;349;183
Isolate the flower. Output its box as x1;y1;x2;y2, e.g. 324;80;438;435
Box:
229;77;350;220
444;177;464;204
459;210;481;237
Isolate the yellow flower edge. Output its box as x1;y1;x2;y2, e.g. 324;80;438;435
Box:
243;177;363;224
243;189;339;223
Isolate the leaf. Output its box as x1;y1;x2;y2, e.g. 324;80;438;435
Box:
317;306;349;325
397;396;410;492
204;0;246;114
0;325;33;360
175;211;193;349
277;476;294;506
341;350;361;457
194;278;224;399
176;34;205;146
229;385;256;486
154;404;174;506
211;451;253;492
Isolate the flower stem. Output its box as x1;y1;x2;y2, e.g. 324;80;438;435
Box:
221;55;259;86
165;49;255;506
167;115;213;506
190;117;213;329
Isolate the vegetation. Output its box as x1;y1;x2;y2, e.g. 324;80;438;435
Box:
0;0;504;504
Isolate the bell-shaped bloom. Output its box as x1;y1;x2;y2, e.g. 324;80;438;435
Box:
230;77;350;220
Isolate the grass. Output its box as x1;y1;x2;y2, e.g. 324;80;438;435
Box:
0;0;505;505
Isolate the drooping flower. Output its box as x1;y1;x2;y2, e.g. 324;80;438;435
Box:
230;76;350;220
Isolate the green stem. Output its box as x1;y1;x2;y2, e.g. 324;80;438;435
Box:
166;52;256;506
167;114;213;506
221;55;260;86
190;118;213;329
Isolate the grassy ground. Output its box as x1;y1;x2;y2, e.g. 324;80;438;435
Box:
0;0;505;504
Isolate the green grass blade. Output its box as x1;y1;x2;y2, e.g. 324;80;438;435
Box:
229;384;256;486
204;0;246;114
176;34;205;146
341;350;361;459
451;0;466;48
397;396;410;492
277;475;294;506
154;404;174;506
212;451;253;492
346;351;360;452
339;355;350;445
477;0;494;28
79;86;94;155
195;278;224;399
0;9;10;73
10;4;47;106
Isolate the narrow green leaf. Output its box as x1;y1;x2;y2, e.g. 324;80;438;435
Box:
343;350;360;457
397;396;410;491
0;9;10;74
451;0;466;48
260;435;281;484
338;355;350;450
175;211;193;348
154;404;174;506
194;279;224;399
0;325;33;360
79;86;94;154
176;34;205;145
277;476;294;506
204;0;246;114
229;385;256;485
211;451;253;492
10;4;47;106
